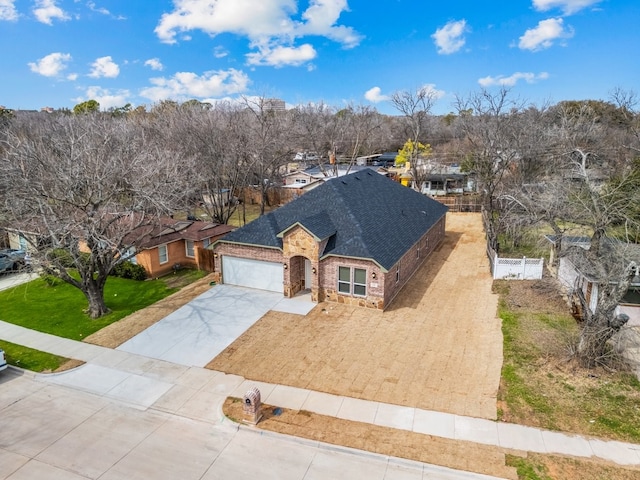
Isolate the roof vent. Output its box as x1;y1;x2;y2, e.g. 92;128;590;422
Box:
341;180;348;185
355;176;361;180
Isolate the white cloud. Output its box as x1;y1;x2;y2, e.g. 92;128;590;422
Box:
432;19;468;55
298;0;362;48
154;0;361;67
88;56;120;78
33;0;69;25
0;0;18;21
144;58;164;71
76;86;131;111
519;18;573;51
87;1;110;16
478;72;550;87
155;0;295;43
246;43;316;67
364;86;389;103
28;52;72;77
213;46;228;58
532;0;601;15
139;68;250;102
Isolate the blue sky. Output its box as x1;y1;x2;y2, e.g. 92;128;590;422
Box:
2;0;638;114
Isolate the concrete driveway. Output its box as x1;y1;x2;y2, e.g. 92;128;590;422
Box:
0;271;38;292
117;284;316;367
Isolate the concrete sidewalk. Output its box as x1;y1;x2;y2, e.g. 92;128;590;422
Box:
1;320;640;468
1;370;508;480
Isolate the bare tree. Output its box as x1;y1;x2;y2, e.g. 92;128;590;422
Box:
500;100;640;367
390;86;438;191
159;102;249;224
242;96;293;215
0;113;189;318
452;88;530;246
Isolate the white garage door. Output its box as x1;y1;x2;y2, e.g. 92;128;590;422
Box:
222;256;284;293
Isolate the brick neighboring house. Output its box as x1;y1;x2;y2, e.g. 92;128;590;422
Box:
212;170;448;310
135;218;234;277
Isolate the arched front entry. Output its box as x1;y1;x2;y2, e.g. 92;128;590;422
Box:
284;255;316;298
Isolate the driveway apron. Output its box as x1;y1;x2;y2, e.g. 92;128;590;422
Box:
117;284;315;367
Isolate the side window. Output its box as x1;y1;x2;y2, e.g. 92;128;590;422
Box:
185;240;195;258
159;244;168;264
338;266;351;293
337;266;367;296
353;268;367;296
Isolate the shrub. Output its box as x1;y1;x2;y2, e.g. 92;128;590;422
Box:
45;248;77;268
110;261;147;281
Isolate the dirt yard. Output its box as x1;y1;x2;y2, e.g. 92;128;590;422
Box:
209;212;503;420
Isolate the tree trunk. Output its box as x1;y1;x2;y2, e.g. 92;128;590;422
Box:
83;279;111;319
577;320;616;368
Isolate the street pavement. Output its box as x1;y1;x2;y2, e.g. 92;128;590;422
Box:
2;284;640;479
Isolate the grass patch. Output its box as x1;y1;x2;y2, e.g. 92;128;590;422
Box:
497;279;640;443
506;453;640;480
227;203;275;227
0;273;182;340
506;455;552;480
0;339;68;372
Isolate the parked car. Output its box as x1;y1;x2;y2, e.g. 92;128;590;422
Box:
0;249;27;273
0;348;7;371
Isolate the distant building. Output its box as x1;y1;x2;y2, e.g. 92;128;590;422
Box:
264;98;286;112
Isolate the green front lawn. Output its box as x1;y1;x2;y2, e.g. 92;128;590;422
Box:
0;274;180;340
0;339;69;372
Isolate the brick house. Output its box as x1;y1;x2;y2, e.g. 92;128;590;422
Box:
212;170;447;310
135;218;234;277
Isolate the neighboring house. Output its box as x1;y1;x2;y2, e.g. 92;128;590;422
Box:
300;164;390;182
5;228;45;253
135;218;234;277
282;171;317;186
421;173;469;196
546;235;640;326
212;170;448;310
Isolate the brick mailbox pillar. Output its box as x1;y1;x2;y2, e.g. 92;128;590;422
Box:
242;387;263;425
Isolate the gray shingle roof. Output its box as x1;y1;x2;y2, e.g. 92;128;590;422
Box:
218;170;448;271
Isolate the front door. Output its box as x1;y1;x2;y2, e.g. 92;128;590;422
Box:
304;258;312;290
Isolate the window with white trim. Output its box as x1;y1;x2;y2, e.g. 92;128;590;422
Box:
158;244;168;264
337;266;367;297
185;240;195;258
202;238;211;248
395;266;400;283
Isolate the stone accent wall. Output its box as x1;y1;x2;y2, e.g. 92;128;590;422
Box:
286;255;305;297
282;226;320;261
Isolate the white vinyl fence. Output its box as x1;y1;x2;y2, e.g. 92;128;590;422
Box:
487;244;544;280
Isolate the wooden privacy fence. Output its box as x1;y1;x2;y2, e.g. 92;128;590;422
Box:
196;247;216;273
433;195;482;212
